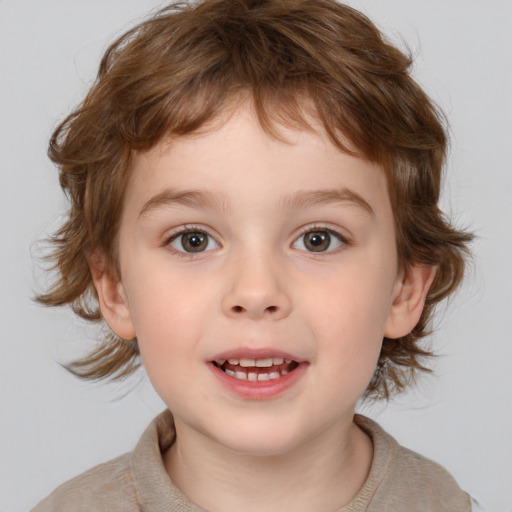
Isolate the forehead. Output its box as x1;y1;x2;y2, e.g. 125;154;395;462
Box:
124;102;391;219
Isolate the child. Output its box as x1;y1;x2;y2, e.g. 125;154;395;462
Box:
32;0;476;510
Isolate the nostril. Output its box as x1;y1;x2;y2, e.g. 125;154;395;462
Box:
230;304;278;314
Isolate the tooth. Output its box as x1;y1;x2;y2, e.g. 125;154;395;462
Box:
281;370;288;375
257;373;270;381
272;357;284;365
239;358;255;367
228;358;239;365
225;368;236;377
285;359;292;364
235;371;247;380
218;359;226;365
269;372;280;380
248;372;257;381
255;358;273;367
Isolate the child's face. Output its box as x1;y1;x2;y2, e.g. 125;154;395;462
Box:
101;103;406;456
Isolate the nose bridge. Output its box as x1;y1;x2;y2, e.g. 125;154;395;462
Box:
222;244;292;320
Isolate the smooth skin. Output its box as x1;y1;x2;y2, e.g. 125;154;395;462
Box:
91;102;435;512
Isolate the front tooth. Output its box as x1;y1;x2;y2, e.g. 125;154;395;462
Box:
255;358;273;367
235;370;248;380
248;372;257;381
239;358;256;367
257;373;270;381
228;358;239;365
272;357;284;365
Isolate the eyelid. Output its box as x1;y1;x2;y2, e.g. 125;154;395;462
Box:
163;224;221;253
292;224;350;252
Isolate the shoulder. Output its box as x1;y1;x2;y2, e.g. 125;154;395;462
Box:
30;453;138;512
351;415;471;512
30;410;187;512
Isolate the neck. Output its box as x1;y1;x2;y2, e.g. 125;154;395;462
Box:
164;414;373;512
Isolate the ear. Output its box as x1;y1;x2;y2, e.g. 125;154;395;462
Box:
384;265;437;339
88;253;136;340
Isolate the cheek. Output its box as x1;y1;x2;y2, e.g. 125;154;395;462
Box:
131;295;201;407
300;257;395;374
122;282;188;363
123;266;220;376
305;263;394;333
124;256;208;332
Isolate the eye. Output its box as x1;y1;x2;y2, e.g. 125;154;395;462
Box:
169;230;219;253
293;229;346;253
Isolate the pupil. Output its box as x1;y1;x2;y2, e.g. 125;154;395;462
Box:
305;231;330;252
184;232;207;252
189;234;202;246
310;234;324;246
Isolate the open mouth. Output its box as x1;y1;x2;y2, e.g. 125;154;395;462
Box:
213;357;299;381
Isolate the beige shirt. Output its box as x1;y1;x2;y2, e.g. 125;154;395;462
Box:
31;410;471;512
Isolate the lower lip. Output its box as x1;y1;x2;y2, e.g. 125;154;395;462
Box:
208;362;308;400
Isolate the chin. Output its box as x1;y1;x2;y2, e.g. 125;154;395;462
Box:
212;420;313;458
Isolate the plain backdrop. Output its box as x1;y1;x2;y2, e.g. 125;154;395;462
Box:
1;1;511;511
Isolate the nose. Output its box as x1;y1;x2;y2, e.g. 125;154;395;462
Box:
221;251;292;321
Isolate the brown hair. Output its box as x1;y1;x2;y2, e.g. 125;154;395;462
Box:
38;0;473;399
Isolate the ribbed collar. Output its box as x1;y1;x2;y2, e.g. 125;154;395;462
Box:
128;410;399;512
130;410;204;511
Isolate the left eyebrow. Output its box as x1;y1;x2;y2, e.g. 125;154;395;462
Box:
279;188;375;216
138;188;229;218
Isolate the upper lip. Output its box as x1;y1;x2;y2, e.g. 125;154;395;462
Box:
209;347;306;364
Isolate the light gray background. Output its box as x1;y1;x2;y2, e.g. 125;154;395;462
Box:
1;1;510;511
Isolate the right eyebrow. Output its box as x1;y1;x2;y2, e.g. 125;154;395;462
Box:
138;188;229;218
279;188;375;217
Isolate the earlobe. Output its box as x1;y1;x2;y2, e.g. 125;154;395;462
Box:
88;253;136;341
384;265;437;339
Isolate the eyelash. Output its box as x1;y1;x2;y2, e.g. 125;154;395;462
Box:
293;225;350;254
163;225;220;257
162;224;350;256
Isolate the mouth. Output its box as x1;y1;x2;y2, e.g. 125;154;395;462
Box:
212;357;300;382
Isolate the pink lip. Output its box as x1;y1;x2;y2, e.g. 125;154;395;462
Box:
207;348;308;400
210;347;306;363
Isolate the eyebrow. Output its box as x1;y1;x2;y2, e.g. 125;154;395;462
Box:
138;188;229;218
279;188;375;216
138;186;375;218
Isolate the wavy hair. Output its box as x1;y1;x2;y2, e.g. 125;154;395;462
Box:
38;0;473;399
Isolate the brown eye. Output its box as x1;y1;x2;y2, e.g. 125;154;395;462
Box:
304;231;331;252
293;229;345;253
170;230;217;253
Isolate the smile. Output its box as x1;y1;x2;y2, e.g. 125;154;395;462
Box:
213;357;299;381
208;350;307;399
